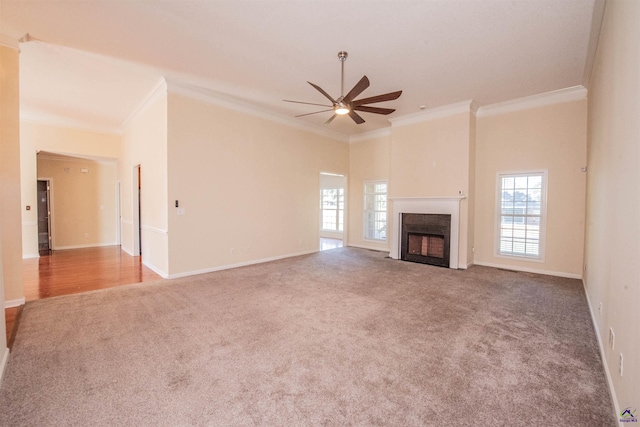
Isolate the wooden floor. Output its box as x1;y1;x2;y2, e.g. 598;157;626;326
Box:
5;246;161;349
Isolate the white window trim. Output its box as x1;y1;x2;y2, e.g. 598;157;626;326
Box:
363;180;388;242
494;170;548;262
320;188;344;232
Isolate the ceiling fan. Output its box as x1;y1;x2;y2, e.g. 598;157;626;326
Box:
284;51;402;125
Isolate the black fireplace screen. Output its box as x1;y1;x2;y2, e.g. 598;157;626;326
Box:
401;213;451;267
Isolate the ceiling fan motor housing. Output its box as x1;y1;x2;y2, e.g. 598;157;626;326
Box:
283;51;402;125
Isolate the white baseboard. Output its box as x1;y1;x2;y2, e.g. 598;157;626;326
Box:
141;259;168;279
0;347;9;387
52;242;118;250
582;279;621;426
473;261;582;279
346;243;390;253
166;249;318;280
4;298;25;309
121;245;135;256
22;253;40;259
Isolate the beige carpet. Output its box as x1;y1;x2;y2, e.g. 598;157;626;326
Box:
0;248;615;426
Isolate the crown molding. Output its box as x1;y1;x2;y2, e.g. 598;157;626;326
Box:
37;151;117;164
582;0;606;88
165;78;349;143
349;127;392;144
476;85;587;117
20;110;122;136
119;77;167;132
389;100;476;128
470;99;480;114
0;31;28;50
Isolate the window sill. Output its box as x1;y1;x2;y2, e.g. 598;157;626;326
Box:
495;253;545;263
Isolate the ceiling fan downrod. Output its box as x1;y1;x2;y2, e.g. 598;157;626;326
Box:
338;51;348;99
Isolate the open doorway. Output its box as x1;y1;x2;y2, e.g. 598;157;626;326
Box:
319;172;346;251
36;179;52;255
132;165;142;256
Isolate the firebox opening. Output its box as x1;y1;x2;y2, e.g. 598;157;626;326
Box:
408;233;445;259
401;213;451;268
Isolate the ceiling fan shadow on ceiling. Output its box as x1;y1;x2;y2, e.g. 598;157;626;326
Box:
283;51;402;125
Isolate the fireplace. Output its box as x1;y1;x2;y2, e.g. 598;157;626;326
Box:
389;196;464;269
401;213;451;267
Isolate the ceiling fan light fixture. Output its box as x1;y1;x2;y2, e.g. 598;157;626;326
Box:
335;105;350;115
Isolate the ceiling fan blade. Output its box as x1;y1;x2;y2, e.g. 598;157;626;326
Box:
324;114;337;125
307;81;337;104
342;75;370;104
295;109;334;118
283;99;332;107
353;90;403;106
348;110;365;124
353;105;396;115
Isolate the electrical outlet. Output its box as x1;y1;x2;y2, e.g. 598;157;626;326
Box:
598;302;602;316
609;328;615;350
619;353;624;376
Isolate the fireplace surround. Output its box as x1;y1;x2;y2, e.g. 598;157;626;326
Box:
389;196;465;269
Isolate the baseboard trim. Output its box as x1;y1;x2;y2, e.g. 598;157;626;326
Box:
141;260;168;279
166;249;318;279
22;253;40;259
473;261;582;279
582;279;621;426
4;298;25;309
121;246;135;256
0;347;9;387
53;242;118;250
347;243;389;253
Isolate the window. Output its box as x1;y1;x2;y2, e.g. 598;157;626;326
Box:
497;171;546;259
364;181;387;241
321;188;344;231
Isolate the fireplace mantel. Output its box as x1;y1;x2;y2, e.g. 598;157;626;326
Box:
389;196;465;269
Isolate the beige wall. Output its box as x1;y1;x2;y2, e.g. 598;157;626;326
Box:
120;91;168;276
390;112;474;267
0;42;20;360
474;100;588;277
0;44;24;304
348;133;392;251
20;121;121;258
584;0;639;414
467;114;476;265
37;154;118;249
166;92;349;277
0;227;6;373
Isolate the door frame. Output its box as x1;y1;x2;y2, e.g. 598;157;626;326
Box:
319;171;348;243
36;177;54;252
116;181;121;246
132;165;142;256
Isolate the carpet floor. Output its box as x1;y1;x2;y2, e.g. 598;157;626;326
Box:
0;248;615;426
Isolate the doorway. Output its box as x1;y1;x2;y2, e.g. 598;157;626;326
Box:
319;172;346;250
37;180;52;255
133;165;142;256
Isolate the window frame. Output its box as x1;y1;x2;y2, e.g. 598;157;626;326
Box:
320;187;344;232
495;170;547;262
363;180;388;242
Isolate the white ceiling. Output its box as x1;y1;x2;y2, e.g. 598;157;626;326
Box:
1;0;603;137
